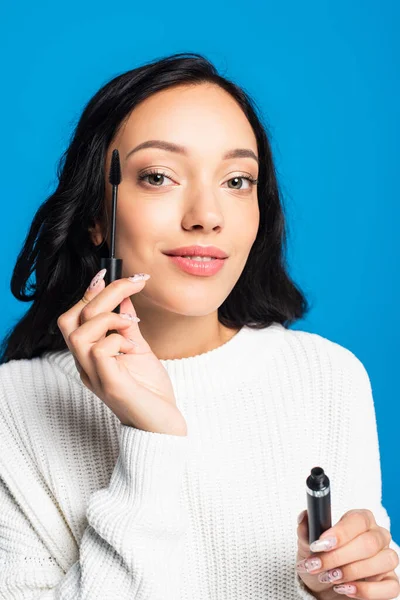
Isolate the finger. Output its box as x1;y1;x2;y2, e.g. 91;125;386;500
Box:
116;295;151;351
58;273;148;341
68;311;139;386
309;509;378;552
79;276;150;327
79;333;138;395
57;272;149;379
90;332;140;384
87;333;144;422
317;547;399;587
57;268;107;350
335;572;400;599
363;569;399;582
90;333;182;430
297;511;311;557
298;530;395;576
57;269;107;377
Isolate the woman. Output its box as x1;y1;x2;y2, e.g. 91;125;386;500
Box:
0;52;399;599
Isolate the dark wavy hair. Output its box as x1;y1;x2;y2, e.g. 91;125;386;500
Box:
0;52;310;364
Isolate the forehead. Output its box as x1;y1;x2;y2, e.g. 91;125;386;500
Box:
116;83;257;157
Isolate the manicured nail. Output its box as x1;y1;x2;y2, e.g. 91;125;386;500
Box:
333;584;357;595
297;510;306;524
120;313;140;323
296;557;322;572
87;268;107;291
128;273;150;283
127;338;139;347
310;536;337;552
318;568;343;583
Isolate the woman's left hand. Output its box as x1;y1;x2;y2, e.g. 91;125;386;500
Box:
296;508;400;599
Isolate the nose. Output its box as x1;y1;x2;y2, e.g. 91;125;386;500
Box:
181;184;224;232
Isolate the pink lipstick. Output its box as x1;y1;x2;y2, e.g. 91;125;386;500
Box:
166;255;226;276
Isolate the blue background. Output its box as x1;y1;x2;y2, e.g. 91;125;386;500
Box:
1;1;399;540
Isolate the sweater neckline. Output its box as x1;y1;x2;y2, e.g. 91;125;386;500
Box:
43;323;285;384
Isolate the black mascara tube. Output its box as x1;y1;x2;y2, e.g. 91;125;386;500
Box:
100;256;122;290
306;467;332;545
100;148;123;314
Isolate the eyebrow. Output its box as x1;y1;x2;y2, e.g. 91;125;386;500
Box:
125;139;259;165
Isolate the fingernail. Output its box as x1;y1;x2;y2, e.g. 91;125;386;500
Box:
127;338;139;347
128;273;151;283
297;510;306;525
120;313;141;323
333;584;357;595
87;268;107;291
309;536;337;552
318;568;343;583
296;557;322;572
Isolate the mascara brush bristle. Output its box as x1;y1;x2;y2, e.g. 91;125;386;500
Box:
109;149;121;186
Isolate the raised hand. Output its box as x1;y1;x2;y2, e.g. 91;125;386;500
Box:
57;269;187;436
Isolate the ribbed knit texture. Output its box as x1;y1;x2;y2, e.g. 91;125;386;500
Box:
0;323;399;599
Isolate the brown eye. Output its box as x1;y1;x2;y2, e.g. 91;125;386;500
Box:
137;169;175;187
146;173;164;186
226;176;257;190
228;177;245;189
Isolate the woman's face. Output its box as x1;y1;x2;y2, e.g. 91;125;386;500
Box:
96;83;260;319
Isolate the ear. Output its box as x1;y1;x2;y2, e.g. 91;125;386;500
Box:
88;220;104;246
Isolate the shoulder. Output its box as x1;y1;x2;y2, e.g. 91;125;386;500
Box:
0;356;34;404
0;355;44;428
0;352;74;432
0;353;53;396
278;328;376;434
280;326;371;387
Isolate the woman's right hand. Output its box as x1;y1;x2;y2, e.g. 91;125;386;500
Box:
57;270;187;436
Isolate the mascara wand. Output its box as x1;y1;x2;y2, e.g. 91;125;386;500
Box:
100;149;123;314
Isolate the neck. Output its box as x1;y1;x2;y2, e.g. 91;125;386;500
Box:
135;314;240;361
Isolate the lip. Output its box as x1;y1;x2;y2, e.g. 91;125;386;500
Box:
163;245;229;259
166;255;226;276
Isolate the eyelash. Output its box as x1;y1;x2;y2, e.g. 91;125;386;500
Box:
137;169;258;189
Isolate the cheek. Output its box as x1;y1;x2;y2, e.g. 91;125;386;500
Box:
117;202;174;244
247;203;260;244
118;198;172;230
231;203;259;245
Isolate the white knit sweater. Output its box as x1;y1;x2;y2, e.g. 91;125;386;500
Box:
0;323;399;599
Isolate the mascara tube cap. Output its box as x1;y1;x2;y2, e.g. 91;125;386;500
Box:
100;257;123;313
306;467;330;492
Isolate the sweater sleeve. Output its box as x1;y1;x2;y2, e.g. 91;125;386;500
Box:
342;354;400;589
0;424;189;599
293;349;400;599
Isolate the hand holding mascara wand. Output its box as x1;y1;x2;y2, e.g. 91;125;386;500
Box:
57;146;187;435
100;149;123;314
